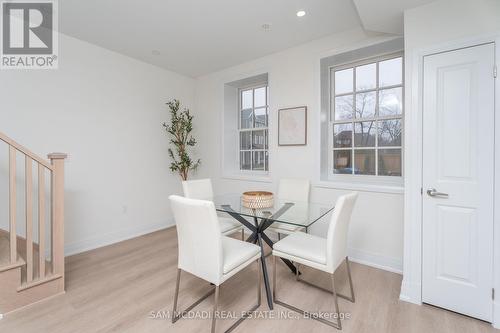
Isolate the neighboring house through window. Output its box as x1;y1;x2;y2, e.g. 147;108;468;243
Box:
239;85;269;171
330;53;403;178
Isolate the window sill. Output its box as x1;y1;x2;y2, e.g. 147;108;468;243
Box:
221;173;272;183
314;180;404;194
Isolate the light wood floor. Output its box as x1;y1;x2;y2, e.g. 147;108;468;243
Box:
0;227;495;333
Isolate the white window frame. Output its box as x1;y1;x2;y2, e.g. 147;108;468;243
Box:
327;52;404;185
238;84;269;173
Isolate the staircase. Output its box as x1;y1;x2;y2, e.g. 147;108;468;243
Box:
0;131;66;316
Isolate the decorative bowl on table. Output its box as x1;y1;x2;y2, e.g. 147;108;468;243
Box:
242;191;274;209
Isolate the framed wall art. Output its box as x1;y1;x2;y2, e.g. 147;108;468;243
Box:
278;106;307;146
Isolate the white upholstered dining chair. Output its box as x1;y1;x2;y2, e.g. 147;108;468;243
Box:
272;192;358;330
182;178;245;240
266;178;310;239
169;195;262;333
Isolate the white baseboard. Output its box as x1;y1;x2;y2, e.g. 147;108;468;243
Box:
347;247;403;275
63;223;402;277
64;219;175;256
265;232;402;275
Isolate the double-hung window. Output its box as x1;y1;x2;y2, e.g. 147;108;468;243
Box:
330;53;403;178
239;85;269;171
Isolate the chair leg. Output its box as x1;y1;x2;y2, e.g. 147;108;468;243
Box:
171;269;216;324
172;263;261;333
331;274;342;330
241;229;245;241
211;286;220;333
273;257;342;330
224;259;262;333
277;233;281;241
171;269;181;323
345;257;355;303
294;257;355;303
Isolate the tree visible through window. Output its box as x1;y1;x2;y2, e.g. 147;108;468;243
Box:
239;85;269;171
331;54;403;177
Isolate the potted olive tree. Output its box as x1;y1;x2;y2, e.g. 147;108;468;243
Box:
163;99;200;180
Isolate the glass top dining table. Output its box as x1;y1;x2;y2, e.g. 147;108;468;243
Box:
212;193;336;310
213;193;335;229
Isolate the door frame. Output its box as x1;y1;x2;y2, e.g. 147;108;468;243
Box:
400;33;500;328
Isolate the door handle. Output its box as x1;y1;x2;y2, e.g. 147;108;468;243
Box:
426;188;449;198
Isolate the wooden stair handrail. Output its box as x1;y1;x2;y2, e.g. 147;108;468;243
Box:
0;131;67;315
0;131;53;170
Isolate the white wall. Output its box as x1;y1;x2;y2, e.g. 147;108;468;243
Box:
401;0;500;308
195;27;405;273
404;0;500;50
0;34;195;255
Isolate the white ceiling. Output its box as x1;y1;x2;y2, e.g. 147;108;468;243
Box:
59;0;435;78
59;0;361;77
353;0;436;34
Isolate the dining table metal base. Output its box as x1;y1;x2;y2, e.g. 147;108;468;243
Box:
221;204;300;310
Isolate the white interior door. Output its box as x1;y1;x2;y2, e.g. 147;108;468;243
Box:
422;43;495;322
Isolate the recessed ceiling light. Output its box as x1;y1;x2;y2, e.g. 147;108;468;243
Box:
261;23;272;32
152;50;160;56
296;10;306;17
